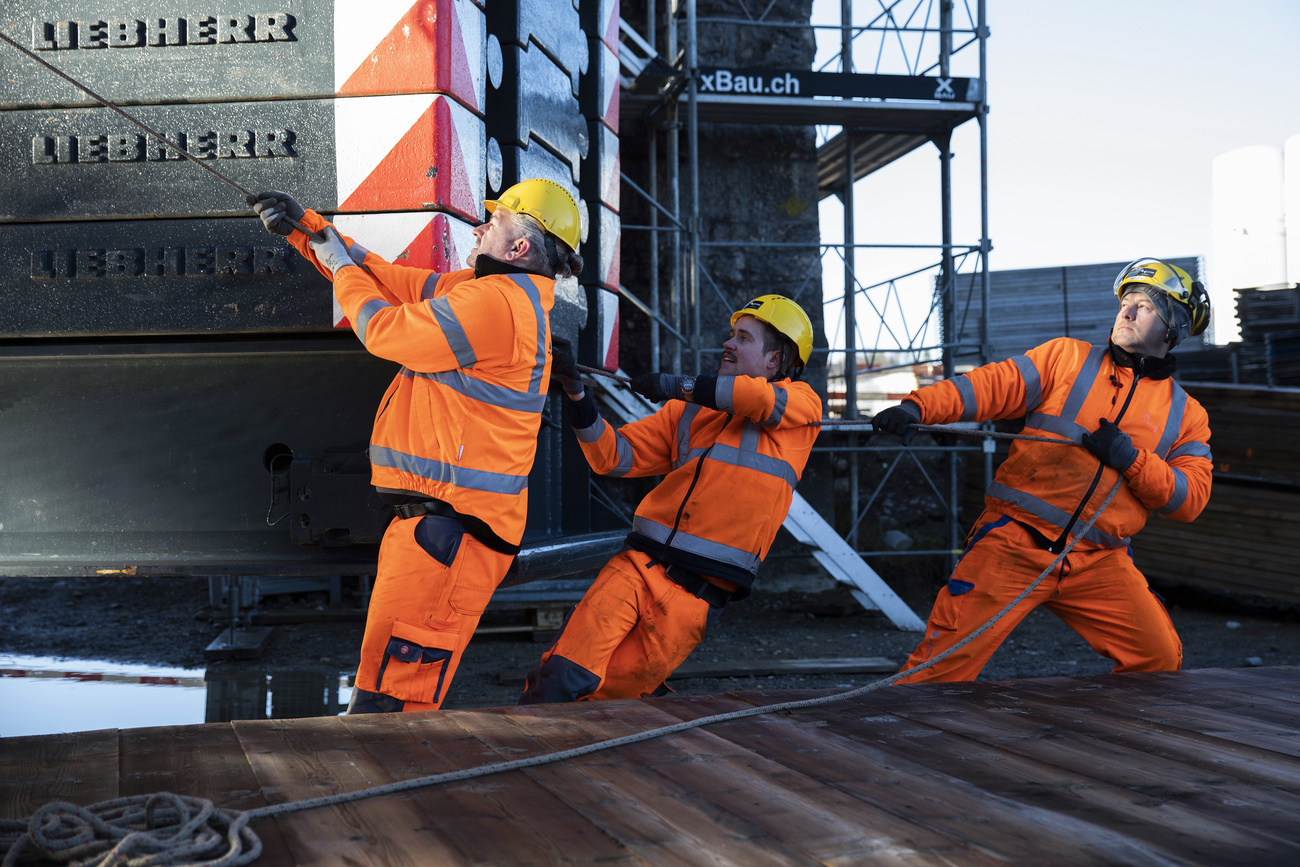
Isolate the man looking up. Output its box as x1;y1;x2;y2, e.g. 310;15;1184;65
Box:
520;295;822;703
249;180;582;713
873;258;1213;683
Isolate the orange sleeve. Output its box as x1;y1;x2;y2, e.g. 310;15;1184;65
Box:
1122;396;1213;523
718;377;822;428
906;338;1080;424
575;403;681;478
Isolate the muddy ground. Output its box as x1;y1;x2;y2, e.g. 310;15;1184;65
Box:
3;562;1299;713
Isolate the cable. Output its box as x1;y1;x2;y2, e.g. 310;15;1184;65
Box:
0;29;323;242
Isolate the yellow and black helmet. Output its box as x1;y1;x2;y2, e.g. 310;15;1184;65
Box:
731;295;814;375
1113;258;1210;348
484;178;581;252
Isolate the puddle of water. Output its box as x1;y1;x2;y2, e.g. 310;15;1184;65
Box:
0;655;354;738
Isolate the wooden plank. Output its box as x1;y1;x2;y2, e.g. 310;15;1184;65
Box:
0;728;118;819
797;694;1296;864
866;686;1300;849
232;715;462;867
118;722;294;865
339;711;639;865
534;697;1009;865
497;656;898;685
652;693;1210;866
449;701;823;866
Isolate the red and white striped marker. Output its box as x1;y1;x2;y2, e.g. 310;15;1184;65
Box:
335;94;485;223
594;286;620;370
331;212;476;327
334;0;486;115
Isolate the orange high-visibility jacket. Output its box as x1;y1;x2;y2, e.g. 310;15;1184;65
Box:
288;210;554;548
575;376;822;596
905;337;1212;550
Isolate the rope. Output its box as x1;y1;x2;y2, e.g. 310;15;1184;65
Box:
572;365;1073;445
0;477;1121;866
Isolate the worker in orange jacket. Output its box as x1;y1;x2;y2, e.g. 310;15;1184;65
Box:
874;258;1213;682
249;180;582;712
519;295;823;702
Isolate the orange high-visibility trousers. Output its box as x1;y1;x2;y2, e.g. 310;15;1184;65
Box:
520;550;713;702
897;511;1182;684
353;514;515;711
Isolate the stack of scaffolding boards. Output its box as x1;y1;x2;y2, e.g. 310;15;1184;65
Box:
1233;286;1300;386
1132;381;1300;605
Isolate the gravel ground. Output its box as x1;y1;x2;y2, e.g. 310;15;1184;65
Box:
2;567;1299;714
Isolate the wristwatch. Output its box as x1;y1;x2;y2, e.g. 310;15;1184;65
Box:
680;376;696;402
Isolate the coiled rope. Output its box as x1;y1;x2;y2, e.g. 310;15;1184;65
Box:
3;464;1119;867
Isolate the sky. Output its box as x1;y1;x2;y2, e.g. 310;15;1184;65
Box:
814;0;1300;349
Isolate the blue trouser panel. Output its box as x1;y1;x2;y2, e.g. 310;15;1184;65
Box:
518;655;602;704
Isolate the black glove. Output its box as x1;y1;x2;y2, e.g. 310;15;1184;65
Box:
631;372;687;403
550;348;584;397
247;190;306;237
872;401;922;445
1081;419;1139;471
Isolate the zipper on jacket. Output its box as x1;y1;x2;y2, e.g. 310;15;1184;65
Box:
1046;360;1141;553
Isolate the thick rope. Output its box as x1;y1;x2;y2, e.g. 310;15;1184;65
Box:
2;472;1120;866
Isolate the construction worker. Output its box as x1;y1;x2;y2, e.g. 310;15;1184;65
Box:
519;295;822;703
249;180;582;713
875;258;1213;682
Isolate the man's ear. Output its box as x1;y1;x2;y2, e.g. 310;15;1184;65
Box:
765;349;783;373
504;237;531;262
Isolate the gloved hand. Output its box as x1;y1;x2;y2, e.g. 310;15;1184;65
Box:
550;348;584;397
247;190;306;237
631;372;688;403
308;226;359;277
872;401;922;445
1081;419;1139;471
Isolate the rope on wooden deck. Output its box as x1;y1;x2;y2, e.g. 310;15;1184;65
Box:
0;446;1117;867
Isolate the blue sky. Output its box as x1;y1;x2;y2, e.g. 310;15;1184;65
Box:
816;0;1300;349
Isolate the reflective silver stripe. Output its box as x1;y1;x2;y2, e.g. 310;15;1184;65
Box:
370;445;528;495
633;515;762;574
1060;344;1107;424
506;274;548;395
706;442;799;488
764;385;789;426
414;369;547;413
608;429;636;477
1010;354;1041;412
1158;467;1189;515
674;404;703;470
1155;384;1187;459
1168;441;1212;461
716;376;736;412
420;272;440;300
348;241;370;265
1025;412;1088;443
354;298;391;345
987;481;1129;548
953;375;978;421
428;296;477;367
574;415;606;443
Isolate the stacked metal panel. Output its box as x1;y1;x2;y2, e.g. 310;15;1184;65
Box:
1;2;489;337
947;257;1204;366
0;2;540;572
484;0;619;372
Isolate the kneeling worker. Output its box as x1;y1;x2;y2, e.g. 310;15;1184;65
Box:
874;258;1213;683
249;180;582;713
520;295;822;703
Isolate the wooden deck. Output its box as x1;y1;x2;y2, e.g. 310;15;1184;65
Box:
4;666;1299;865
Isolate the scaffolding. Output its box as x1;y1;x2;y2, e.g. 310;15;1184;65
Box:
618;0;990;584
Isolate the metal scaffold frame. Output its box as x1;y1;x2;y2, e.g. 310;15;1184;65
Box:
617;0;991;596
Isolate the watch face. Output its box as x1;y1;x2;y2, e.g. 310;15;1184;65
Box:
682;377;696;392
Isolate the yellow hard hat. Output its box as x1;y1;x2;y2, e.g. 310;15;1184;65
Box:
1113;258;1211;347
731;295;814;367
484;178;581;253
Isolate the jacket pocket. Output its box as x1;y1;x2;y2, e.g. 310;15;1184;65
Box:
374;620;458;704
